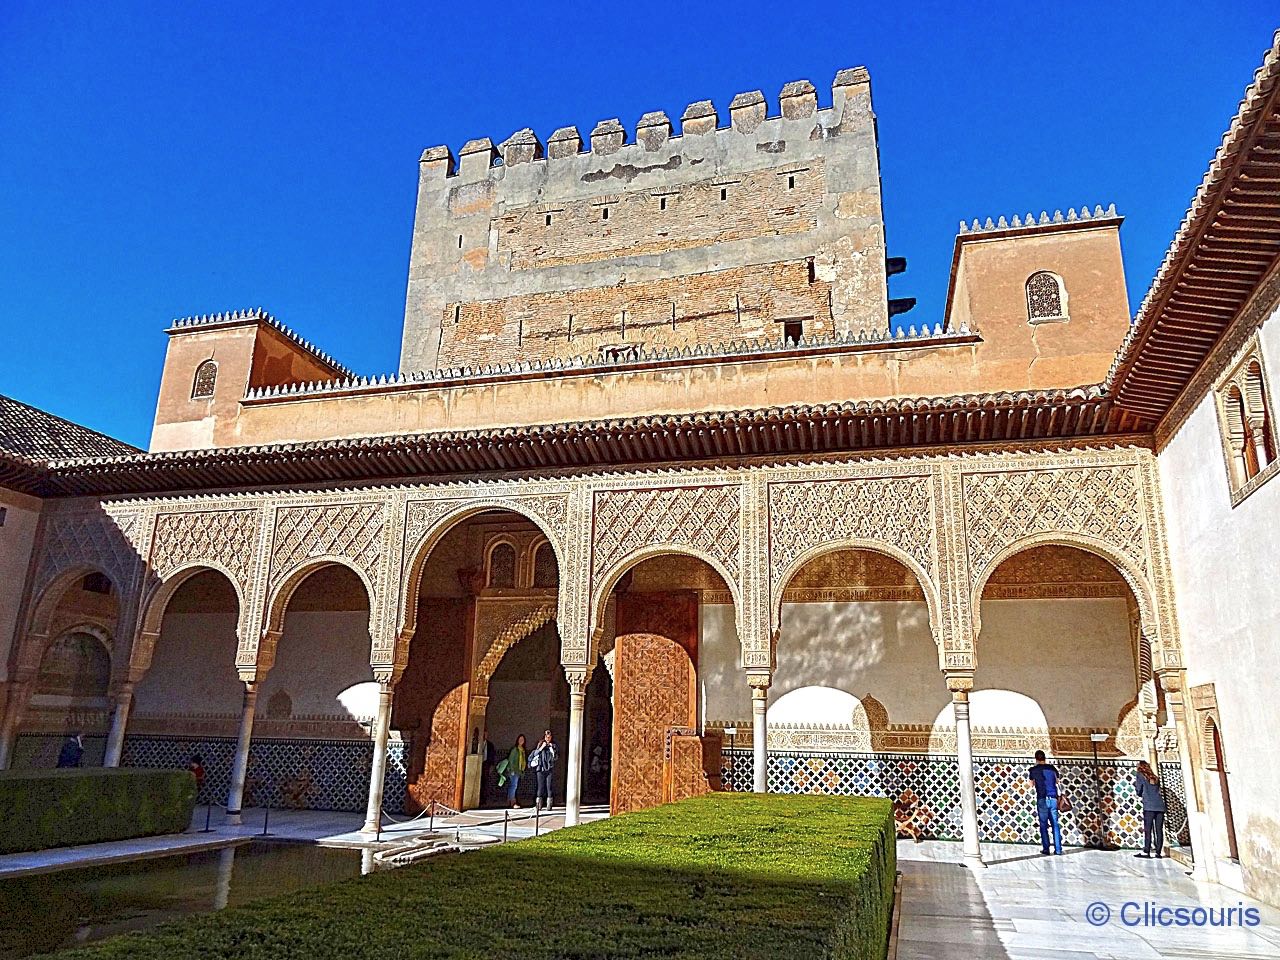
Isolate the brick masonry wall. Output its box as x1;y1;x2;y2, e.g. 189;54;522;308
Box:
494;160;824;271
442;259;831;366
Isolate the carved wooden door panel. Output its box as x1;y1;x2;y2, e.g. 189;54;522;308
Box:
611;631;696;814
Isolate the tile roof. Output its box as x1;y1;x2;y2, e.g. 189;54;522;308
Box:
0;393;141;461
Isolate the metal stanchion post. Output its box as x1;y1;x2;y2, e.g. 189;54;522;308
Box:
429;801;435;833
201;803;213;833
535;804;541;836
262;802;271;837
504;809;509;843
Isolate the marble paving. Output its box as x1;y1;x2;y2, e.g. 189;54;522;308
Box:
897;841;1280;959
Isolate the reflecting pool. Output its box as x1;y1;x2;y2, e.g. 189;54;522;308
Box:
0;841;377;957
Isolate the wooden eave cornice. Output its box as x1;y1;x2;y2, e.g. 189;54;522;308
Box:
24;386;1117;498
0;452;52;497
1106;31;1280;430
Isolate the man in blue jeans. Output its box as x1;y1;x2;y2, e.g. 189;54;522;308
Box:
1029;749;1063;855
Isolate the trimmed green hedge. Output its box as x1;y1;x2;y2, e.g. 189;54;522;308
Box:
50;793;895;960
0;767;196;854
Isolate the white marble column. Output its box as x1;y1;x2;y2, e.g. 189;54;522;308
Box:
1249;418;1270;472
225;681;259;825
361;680;396;834
748;672;771;793
564;669;588;826
102;682;134;768
949;676;984;868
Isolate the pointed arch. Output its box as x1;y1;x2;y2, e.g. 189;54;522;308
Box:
399;500;566;640
770;538;942;648
591;544;742;653
473;603;558;698
971;532;1161;661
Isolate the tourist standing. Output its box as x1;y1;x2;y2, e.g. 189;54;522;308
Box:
530;729;559;812
501;734;528;808
479;729;496;805
188;754;206;798
1134;761;1167;859
56;732;84;768
1029;749;1063;856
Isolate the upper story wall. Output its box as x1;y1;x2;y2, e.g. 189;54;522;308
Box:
1155;285;1280;902
945;210;1131;390
400;68;889;372
151;311;351;452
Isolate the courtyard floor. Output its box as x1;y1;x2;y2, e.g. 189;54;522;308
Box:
898;841;1280;959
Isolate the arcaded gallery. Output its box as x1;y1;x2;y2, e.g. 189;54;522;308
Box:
4;39;1280;909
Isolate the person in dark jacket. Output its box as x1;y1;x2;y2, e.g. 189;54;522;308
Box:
1134;760;1167;858
1029;750;1063;855
529;729;559;812
56;733;84;768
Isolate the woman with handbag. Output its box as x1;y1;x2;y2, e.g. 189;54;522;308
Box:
1134;761;1167;858
529;729;559;812
501;734;528;809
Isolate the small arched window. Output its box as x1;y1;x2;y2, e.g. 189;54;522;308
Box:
1026;271;1068;323
192;359;218;399
532;542;559;588
487;542;516;589
1216;345;1279;501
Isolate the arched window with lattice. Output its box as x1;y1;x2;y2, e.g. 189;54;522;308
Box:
1025;271;1068;324
487;541;516;589
191;359;218;399
1214;341;1280;502
532;541;559;588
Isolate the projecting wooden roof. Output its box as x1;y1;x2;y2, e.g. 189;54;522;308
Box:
30;386;1116;497
1106;31;1280;426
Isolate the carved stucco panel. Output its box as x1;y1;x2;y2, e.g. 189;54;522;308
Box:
35;508;147;600
150;508;260;589
962;465;1150;582
591;484;742;584
766;476;940;639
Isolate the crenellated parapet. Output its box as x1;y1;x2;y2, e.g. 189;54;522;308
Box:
415;69;868;182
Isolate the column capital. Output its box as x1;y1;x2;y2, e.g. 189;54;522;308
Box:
564;665;592;694
1155;668;1183;694
945;670;975;696
746;670;772;693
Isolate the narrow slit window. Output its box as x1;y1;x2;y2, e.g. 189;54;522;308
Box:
457;234;463;248
659;196;668;211
545;213;552;226
602;207;609;221
720;187;728;201
787;175;796;189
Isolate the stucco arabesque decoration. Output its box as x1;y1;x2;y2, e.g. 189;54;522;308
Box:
15;444;1181;701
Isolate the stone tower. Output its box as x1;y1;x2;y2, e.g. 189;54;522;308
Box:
400;67;891;373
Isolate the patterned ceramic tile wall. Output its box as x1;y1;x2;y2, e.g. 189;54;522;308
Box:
722;748;1187;849
114;736;408;814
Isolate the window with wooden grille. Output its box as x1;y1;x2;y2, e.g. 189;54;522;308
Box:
1025;271;1068;323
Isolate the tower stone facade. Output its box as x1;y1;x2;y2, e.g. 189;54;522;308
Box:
401;68;890;372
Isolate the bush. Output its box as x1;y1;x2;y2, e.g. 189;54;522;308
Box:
0;767;196;854
50;793;895;960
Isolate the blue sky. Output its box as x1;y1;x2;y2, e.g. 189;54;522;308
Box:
0;2;1274;448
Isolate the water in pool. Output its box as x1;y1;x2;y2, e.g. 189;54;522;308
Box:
0;841;376;957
